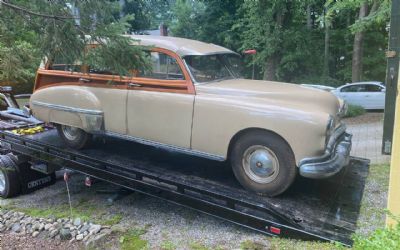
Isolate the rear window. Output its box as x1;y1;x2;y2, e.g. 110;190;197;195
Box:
48;56;83;72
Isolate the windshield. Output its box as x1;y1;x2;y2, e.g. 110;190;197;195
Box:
184;54;244;83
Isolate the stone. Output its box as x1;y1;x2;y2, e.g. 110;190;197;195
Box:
45;224;52;231
79;224;90;234
71;230;77;238
110;224;127;233
73;218;82;227
89;224;101;234
50;229;59;238
85;231;112;247
38;223;45;231
60;228;72;240
32;231;40;237
11;223;21;233
32;222;40;231
76;234;84;241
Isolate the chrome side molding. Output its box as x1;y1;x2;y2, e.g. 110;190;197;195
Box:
105;131;226;162
31;101;104;132
31;101;103;116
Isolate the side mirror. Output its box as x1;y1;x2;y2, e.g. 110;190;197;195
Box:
381;88;386;92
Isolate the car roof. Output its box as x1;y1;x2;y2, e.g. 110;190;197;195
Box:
127;35;236;57
339;81;384;88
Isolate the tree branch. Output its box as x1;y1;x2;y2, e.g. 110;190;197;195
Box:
0;0;78;20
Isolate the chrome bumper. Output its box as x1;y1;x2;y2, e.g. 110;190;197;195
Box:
299;126;352;179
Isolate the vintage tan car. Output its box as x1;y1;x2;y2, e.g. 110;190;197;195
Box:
30;35;351;196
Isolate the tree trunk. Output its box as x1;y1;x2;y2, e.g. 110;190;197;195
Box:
306;4;312;29
351;3;368;82
263;56;278;80
263;8;285;81
323;16;330;78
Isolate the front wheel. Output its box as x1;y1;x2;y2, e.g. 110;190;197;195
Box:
230;131;297;197
57;124;92;149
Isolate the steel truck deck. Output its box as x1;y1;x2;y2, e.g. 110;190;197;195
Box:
0;128;369;246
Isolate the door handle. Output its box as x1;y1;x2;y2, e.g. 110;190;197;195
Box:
128;83;142;87
79;78;91;83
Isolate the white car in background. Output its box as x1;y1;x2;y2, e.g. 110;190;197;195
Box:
331;82;385;110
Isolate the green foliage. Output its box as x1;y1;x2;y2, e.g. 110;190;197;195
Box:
0;41;40;93
0;0;150;93
170;0;206;39
345;104;366;118
326;0;391;33
353;217;400;250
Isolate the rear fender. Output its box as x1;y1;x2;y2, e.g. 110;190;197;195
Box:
30;85;104;132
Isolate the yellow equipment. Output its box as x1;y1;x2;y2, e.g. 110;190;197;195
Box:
11;126;45;135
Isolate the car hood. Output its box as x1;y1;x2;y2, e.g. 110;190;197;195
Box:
195;79;340;116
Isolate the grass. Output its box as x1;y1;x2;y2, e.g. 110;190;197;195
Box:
160;240;177;250
345;104;366;118
189;241;209;250
99;214;123;226
119;228;148;250
357;164;390;230
240;240;267;250
0;199;123;226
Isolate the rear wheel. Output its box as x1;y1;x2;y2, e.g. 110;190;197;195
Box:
57;124;92;149
230;131;297;197
0;155;21;198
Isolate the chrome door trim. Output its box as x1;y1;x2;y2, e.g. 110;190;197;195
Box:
105;131;226;162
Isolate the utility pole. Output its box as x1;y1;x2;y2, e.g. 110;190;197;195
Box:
382;0;400;154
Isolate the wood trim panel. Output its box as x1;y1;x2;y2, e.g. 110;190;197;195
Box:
35;47;195;94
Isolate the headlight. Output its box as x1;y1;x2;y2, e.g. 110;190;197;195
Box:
325;115;335;146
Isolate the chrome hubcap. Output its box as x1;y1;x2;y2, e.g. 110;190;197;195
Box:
62;125;80;141
242;145;279;184
0;170;6;193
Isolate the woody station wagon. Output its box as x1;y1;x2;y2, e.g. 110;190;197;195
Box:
30;35;351;196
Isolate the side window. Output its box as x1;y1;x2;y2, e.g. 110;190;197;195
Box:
341;85;366;92
366;84;383;92
140;52;184;80
48;56;82;72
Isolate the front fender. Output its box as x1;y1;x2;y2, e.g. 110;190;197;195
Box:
191;95;329;165
30;85;104;132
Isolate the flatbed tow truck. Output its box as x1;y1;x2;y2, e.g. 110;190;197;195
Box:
0;87;369;246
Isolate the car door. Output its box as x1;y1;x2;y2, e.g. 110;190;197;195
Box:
82;65;129;134
126;49;195;149
365;84;385;109
337;85;367;107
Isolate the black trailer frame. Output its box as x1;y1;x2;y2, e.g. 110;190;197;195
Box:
0;127;370;246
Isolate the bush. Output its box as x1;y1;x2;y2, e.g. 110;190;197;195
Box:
353;218;400;250
345;104;366;118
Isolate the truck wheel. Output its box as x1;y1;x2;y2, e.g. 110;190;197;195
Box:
0;155;21;198
230;131;297;197
57;124;92;149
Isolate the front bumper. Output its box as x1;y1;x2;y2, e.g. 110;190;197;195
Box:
299;125;352;179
